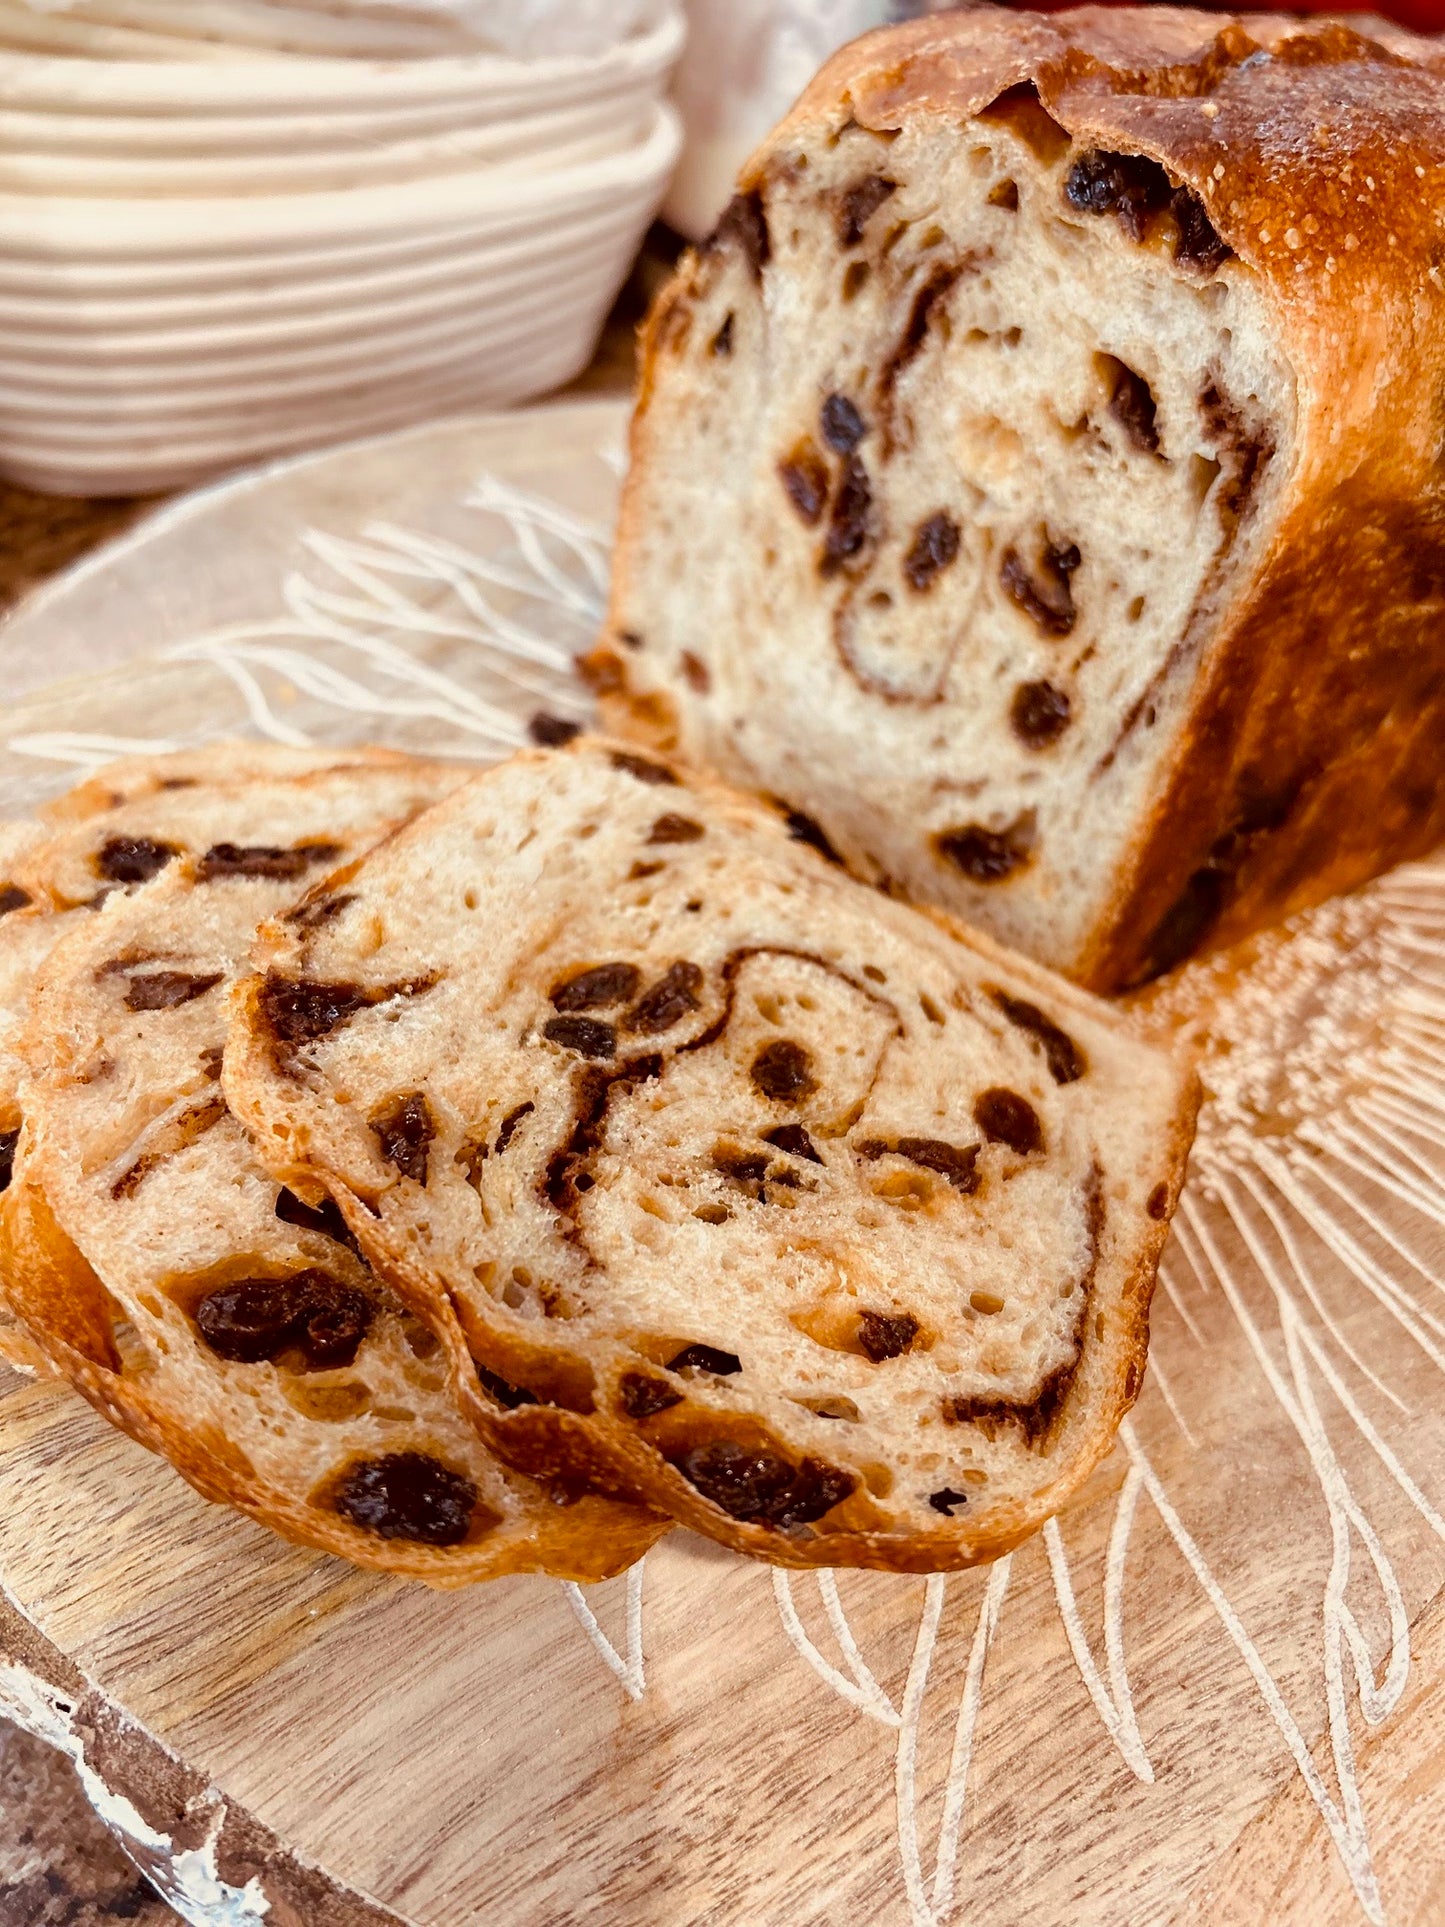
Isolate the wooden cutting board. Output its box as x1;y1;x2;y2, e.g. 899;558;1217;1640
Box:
2;401;1444;1926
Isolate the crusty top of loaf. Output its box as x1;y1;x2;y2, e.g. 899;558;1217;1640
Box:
781;8;1445;313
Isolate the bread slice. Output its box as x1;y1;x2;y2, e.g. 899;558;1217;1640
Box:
1;752;418;1371
4;755;667;1583
0;751;426;1371
597;8;1445;992
226;738;1197;1572
2;743;423;1139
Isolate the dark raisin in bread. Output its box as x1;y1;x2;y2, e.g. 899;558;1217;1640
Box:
226;738;1197;1572
1;753;666;1582
596;8;1445;990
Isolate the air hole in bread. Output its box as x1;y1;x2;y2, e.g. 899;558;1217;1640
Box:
798;1394;861;1423
1190;452;1223;505
285;1379;372;1423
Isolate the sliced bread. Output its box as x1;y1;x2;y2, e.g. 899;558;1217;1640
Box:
226;738;1197;1571
4;753;667;1582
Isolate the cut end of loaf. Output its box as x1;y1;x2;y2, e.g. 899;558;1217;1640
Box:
605;74;1295;987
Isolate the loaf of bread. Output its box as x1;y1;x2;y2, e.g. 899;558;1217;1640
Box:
2;751;667;1582
596;7;1445;991
226;739;1196;1572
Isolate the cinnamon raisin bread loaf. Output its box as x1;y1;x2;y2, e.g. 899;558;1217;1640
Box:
226;739;1197;1572
597;7;1445;991
3;753;666;1582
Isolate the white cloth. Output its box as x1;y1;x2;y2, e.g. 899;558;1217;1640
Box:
664;0;893;239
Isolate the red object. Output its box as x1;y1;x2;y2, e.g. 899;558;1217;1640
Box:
1017;0;1445;31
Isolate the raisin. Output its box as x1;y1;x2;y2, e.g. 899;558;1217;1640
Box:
936;817;1034;882
988;990;1086;1085
1011;679;1072;747
1199;381;1273;523
618;1372;682;1419
711;189;770;280
974;1086;1043;1155
821;455;873;574
195;1269;372;1369
857;1310;919;1362
95;836;177;885
781;806;843;865
197;841;339;882
1171;186;1232;273
610;751;678;787
629;861;663;881
648;813;705;845
543;1015;616;1060
285;891;357;929
0;885;29;917
904;512;961;592
929;1487;969;1516
836;172;895;248
494;1100;534;1155
763;1123;822;1164
274;1186;359;1253
371;1091;435;1184
122;970;223;1012
198;1043;224;1079
750;1039;817;1102
332;1452;477;1546
1064;150;1172;241
821;393;866;453
859;1135;981;1194
679;651;711;694
779;444;830;525
625;961;703;1034
677;1439;855;1527
0;1128;16;1193
710;312;735;356
528;712;582;747
298;1282;375;1370
258;974;373;1051
477;1362;538;1408
1000;539;1079;636
667;1344;742;1376
551;962;642;1012
880;264;961;401
1103;358;1160;454
892;1136;981;1192
713;1145;771;1184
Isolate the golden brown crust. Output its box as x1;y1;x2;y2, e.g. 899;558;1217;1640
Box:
605;6;1445;991
0;1172;666;1585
